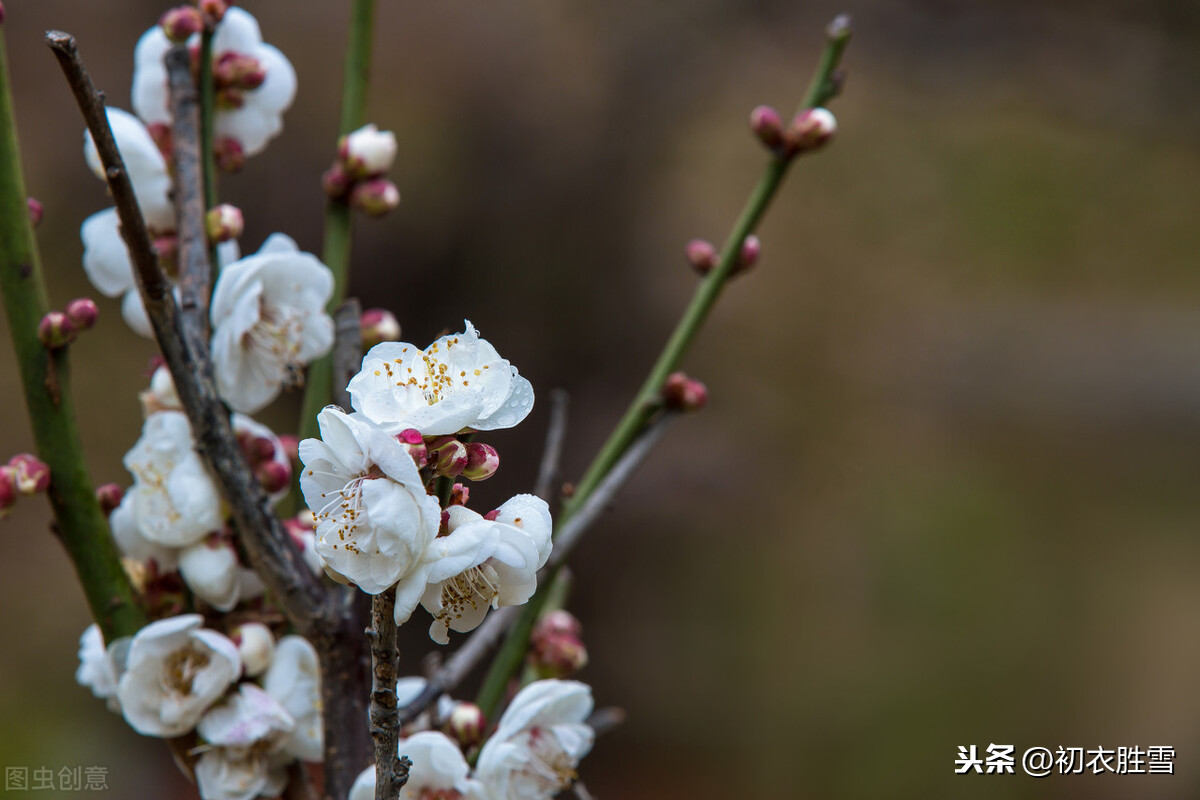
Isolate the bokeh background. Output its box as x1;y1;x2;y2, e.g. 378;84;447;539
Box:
3;0;1200;797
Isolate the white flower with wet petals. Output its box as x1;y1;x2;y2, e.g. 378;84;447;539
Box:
298;408;440;594
347;320;534;436
116;614;240;737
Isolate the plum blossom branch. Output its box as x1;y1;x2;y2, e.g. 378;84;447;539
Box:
0;32;144;642
534;389;570;502
369;589;410;800
333;298;363;410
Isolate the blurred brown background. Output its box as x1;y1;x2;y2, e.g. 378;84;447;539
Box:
4;0;1200;797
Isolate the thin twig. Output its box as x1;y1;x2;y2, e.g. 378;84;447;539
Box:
333;298;363;410
534;389;569;502
370;589;409;800
165;45;211;341
585;707;627;738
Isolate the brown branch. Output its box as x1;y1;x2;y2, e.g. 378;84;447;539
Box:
332;298;362;410
369;589;409;799
534;389;569;502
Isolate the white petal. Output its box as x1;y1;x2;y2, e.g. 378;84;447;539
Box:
131;29;172;125
80;209;135;297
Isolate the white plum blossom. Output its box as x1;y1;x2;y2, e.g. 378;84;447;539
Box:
210;234;334;413
133;7;296;158
341;123;397;177
475;680;594;799
347;321;534;436
178;537;241;612
76;624;123;713
349;731;483;800
110;490;180;571
262;635;323;762
123;411;223;548
194;683;294;800
298;407;440;594
116;614;240;737
394;494;552;643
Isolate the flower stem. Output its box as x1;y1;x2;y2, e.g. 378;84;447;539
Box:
475;16;853;719
1;34;145;641
298;0;378;446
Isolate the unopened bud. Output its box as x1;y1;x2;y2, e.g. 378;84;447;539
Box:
256;460;291;494
685;239;718;276
361;308;401;349
147;122;173;159
736;235;760;274
205;204;243;244
826;13;853;41
396;429;428;468
530;611;588;678
446;703;486;748
449;483;469;506
232;622;275;677
0;468;16;518
749;105;784;150
64;297;99;331
8;453;50;495
219;53;265;91
784;107;836;155
214;136;246;172
198;0;231;24
0;3;6;25
339;124;398;179
27;197;42;227
153;234;179;273
661;371;708;412
461;442;499;481
534;609;583;641
38;311;76;349
160;6;203;42
95;483;124;516
482;509;500;522
429;437;467;478
321;164;353;200
278;435;299;462
349;178;400;217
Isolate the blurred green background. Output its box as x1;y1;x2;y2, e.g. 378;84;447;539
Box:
3;0;1200;797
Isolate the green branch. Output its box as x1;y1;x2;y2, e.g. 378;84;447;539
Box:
0;34;144;642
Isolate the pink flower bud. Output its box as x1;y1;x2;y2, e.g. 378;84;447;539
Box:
0;468;16;518
338;124;398;179
153;234;179;272
784;107;837;155
26;197;42;227
205;204;243;244
736;235;760;274
685;239;718;276
482;509;500;522
446;702;486;748
38;311;76;349
449;483;469;506
429;437;468;478
256;460;291;494
8;453;50;495
232;622;275;677
397;429;424;446
322;164;353;200
277;435;299;462
95;483;124;516
0;3;6;25
64;297;99;331
349;178;400;217
361;308;401;349
214;136;246;172
396;430;428;468
661;371;708;412
534;609;583;641
462;442;499;481
749;105;784;150
146;123;174;160
160;6;203;43
530;613;589;678
198;0;231;24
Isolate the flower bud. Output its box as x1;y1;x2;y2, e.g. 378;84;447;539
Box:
446;702;486;748
0;3;6;25
749;105;784;150
26;197;42;227
534;609;583;641
531;611;588;678
8;453;50;495
349;178;400;217
482;509;500;522
152;234;179;273
661;371;708;412
214;136;246;172
361;308;401;349
160;6;203;43
64;297;99;331
232;622;275;677
198;0;231;24
38;311;76;349
449;483;469;507
95;483;124;517
784;107;837;155
685;239;718;276
278;434;300;462
0;468;16;518
461;442;499;481
396;429;428;468
218;53;266;91
256;460;291;495
339;124;398;179
147;123;173;160
205;203;243;244
428;437;468;478
736;234;760;274
321;164;353;200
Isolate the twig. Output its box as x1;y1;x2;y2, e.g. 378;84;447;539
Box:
165;45;211;341
332;298;363;409
534;389;569;502
369;589;409;800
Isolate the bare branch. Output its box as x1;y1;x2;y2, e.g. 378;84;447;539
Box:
333;298;363;410
370;589;409;799
534;389;569;502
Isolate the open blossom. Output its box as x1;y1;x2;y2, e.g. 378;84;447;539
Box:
195;683;294;800
210;234;334;413
123;411;223;547
133;7;296;159
116;614;240;737
395;494;552;643
475;680;594;799
76;625;124;713
347;320;534;436
298;407;440;594
349;731;483;800
262;635;323;762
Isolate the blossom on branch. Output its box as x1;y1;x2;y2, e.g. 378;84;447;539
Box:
194;683;294;800
75;624;123;713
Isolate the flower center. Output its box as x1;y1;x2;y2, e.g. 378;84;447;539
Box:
161;644;211;696
519;726;576;791
315;466;385;553
244;301;306;385
435;563;500;624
